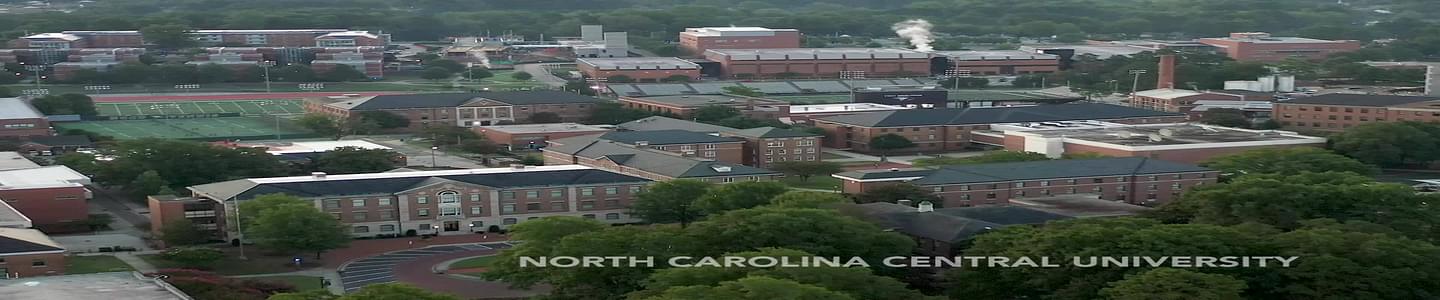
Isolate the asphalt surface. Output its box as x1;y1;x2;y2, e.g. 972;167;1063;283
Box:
338;242;513;293
515;63;569;88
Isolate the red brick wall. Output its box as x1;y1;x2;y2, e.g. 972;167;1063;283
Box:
0;117;50;139
680;31;801;55
1198;38;1361;62
715;57;931;79
0;186;88;229
578;63;700;82
950;59;1060;75
1059;143;1323;164
0;253;66;277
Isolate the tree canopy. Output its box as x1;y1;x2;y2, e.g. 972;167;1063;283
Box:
311;147;401;174
82;139;288;191
629;179;711;227
1200;147;1376;178
1330;121;1440;167
696;181;790;214
246;199;351;258
30;94;98;116
769;161;843;183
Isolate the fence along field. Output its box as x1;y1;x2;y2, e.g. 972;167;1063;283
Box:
59;99;313;141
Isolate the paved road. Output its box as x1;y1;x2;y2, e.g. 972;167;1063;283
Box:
89;186;149;228
515;63;569;88
337;242;513;293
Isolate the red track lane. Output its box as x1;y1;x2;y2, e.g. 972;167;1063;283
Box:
90;92;410;103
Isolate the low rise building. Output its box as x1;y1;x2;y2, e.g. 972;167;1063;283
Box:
786;103;912;124
0;153;90;232
1128;89;1253;113
0;98;49;140
617;116;735;134
591;130;746;164
835;157;1218;207
17;136;92;156
1198;32;1361;62
704;48;931;79
813;103;1185;153
10;29;386;49
976;122;1326;163
183;165;652;243
1187;100;1273;124
304;91;607;130
224;140;402;164
618;94;790;119
474;123;612;151
0;271;191;298
543;135;779;183
935;50;1060;75
851;85;948;109
1273;94;1440;132
722;127;823;168
0;228;65;277
577;57;701;82
679;27;801;56
148;195;222;244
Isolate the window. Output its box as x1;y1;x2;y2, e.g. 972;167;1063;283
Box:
1015;190;1026;197
1147;193;1158;200
960;194;971;200
1172;183;1182;189
526;203;541;211
471;221;484;228
380;210;394;220
959;185;970;191
932;186;943;192
605;187;618;195
380;225;396;232
985;192;997;199
378;198;392;206
352;212;367;221
1092;178;1104;183
550;190;563;198
502;204;516;213
582;214;596;219
1092;187;1103;193
552;201;568;211
330;213;341;220
501;191;515;199
722;177;735;183
1041;189;1051;195
503;218;517;225
604;199;620;207
1014;182;1025;188
31;260;45;267
1;124;34;129
1067;179;1077;184
351;199;366;207
418;209;430;217
471;206;483;215
442;207;460;216
704;151;716;157
581;188;595;196
1041;181;1051;186
1148;176;1158;181
1148;184;1158;191
526;190;539;198
630;186;642;194
1118;185;1127;192
471;194;481;201
704;144;717;149
353;226;370;233
324;199;340;209
581;201;595;209
417;196;429;204
766;141;783;147
438;191;459;204
798;139;815;146
778;149;787;155
1067;187;1077;194
605;213;621;220
1119;177;1128;182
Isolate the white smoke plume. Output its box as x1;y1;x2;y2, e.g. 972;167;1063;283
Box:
892;19;934;52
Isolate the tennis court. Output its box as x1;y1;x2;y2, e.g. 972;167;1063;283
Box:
95;100;306;117
54;116;313;141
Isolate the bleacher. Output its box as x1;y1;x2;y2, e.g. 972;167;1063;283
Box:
608;79;934;97
738;82;803;94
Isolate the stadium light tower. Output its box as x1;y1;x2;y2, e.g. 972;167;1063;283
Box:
1128;69;1148;95
840;70;866;100
260;61;277;93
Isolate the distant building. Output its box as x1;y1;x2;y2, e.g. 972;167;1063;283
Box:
703;48;931;79
1187;100;1274;124
834;157;1218;207
9;29;387;49
0;99;50;139
543;135;779;183
934;50;1060;75
1129;89;1252;113
850;85;948;109
473;123;612;151
0;155;92;231
560;25;629;58
812;103;1186;153
0;228;65;277
221;140;404;164
617;116;735;134
975;122;1326;163
18;135;93;156
589;130;747;164
786;103;913;124
1198;32;1361;62
613;116;822;168
679;27;802;56
304;91;607;129
577;57;701;82
1273;94;1440;132
617;94;790;119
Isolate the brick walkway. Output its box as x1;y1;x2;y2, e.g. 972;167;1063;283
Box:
391;248;548;299
323;234;510;268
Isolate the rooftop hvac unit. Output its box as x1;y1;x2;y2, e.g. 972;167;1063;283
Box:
1116;132;1134;138
634;141;649;146
711;166;732;173
1148;134;1164;142
1158;129;1175;137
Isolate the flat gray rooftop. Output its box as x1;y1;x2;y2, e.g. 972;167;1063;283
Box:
0;98;43;120
579;57;699;70
1011;194;1152;217
0;272;188;300
0;152;40;171
1016;124;1316;146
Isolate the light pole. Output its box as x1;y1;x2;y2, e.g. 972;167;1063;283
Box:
231;198;248;260
944;68;971;89
840;70;866;100
1128;69;1147;95
24;65;46;90
430;146;438;167
260;61;277;93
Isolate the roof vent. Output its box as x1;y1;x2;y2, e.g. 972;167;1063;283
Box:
634;141;649;146
889;168;900;172
917;201;935;212
311;172;327;179
711;165;732;173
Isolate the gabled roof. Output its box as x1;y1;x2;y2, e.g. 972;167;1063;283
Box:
815;103;1181;127
598;130;740;145
22;136;93;147
857;202;1070;243
0;228;64;255
475;91;607;105
728;127;820;139
1281;93;1440;107
548;135;778;179
189;165;650;200
616;116;736;133
344;91;603;110
835;157;1210;185
0;98;44;120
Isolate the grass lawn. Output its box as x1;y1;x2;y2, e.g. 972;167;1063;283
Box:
140;248;322;275
65;255;135;274
781;176;843;191
242;275;324;291
449;255;499;270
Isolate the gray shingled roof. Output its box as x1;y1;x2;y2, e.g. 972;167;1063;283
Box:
815;103;1181;127
190;168;650;201
858;202;1071;243
348;91;603;110
617;116;736;133
548;135;777;179
599;130;742;145
729;127;821;138
835;157;1210;185
1282;94;1440;107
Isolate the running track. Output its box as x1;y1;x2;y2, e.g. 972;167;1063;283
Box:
90;92;409;103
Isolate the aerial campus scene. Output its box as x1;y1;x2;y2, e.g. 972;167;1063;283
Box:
0;0;1439;299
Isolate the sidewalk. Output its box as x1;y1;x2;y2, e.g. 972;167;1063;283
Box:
113;252;159;273
231;269;346;295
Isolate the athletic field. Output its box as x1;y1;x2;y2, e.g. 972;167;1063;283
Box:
54;116;312;141
95;100;306;117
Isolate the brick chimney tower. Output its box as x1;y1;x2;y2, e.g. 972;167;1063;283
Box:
1157;54;1176;89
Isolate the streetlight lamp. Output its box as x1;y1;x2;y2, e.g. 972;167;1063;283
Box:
259;61;277;93
430;146;439;167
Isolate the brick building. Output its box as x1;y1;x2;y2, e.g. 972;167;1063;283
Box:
618;94;790;119
1273;94;1440;132
304;91;607;130
0;153;91;232
835;157;1218;207
0;228;66;277
589;130;747;164
679;27;801;56
1198;32;1361;62
181;165;651;243
147;195;222;244
787;103;912;124
1128;89;1256;113
543;135;779;183
722;127;823;168
473;123;612;151
0;99;50;140
812;103;1186;153
976;122;1326;164
311;48;385;79
935;50;1060;75
10;29;386;49
577;57;701;82
704;48;931;79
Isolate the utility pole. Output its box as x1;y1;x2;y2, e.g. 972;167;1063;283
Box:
1128;69;1148;95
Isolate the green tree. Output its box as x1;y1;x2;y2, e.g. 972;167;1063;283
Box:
661;75;692;83
128;170;168;198
238;194;310;229
30;93;98;116
320;65;367;82
768;191;850;209
912;151;1050;167
1200;147;1376;178
275;65;316;82
511;71;533;80
420;66;453;81
687;207;914;262
940;77;989;89
193;63;233;83
247;202;351;259
769;161;843;183
139;24;196;49
161;247;225;269
527;112;562;123
868;134;915;160
459;139;500;154
160;218;209;246
0;86;12;97
55;152;99;174
267;289;337;300
312;147;400;174
643;276;856;300
630;180;711;228
633;248;932;300
722;86;764;97
696;181;790;214
1196;108;1251;128
296;114;343;139
424;59;466;73
463;67;493;80
485;225;701;298
152;64;198;84
1330;121;1440;167
852;183;941;206
356;111;409;129
691;105;741;122
421;126;482;146
1099;268;1246;300
107;63;153;84
521;155;544;166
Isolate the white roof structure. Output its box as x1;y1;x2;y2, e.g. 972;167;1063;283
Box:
0;152;40;171
318;31;380;39
578;57;700;70
936;50;1058;61
0;166;91;188
1134;88;1205;100
707;48;931;60
20;33;81;41
683;27;798;37
0;98;44;120
790;103;914;114
1190;100;1273;112
243;140;393;155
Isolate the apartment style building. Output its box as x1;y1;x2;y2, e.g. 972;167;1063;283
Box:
176;165;651;242
0;152;92;232
8;29;387;49
304;91;607;130
834;157;1218;207
617;94;791;119
577;57;702;82
703;48;931;79
0;99;50;140
614;117;822;168
976;122;1326;164
473;123;612;151
1273;94;1440;132
1129;89;1253;113
1198;32;1360;62
588;130;747;164
935;50;1060;75
812;103;1186;153
544;135;780;183
679;27;801;56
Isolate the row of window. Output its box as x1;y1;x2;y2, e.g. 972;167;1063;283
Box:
950;186;1184;200
0;257;47;267
765;155;817;163
349;213;626;233
765;148;817;155
323;187;640;209
2;124;36;129
931;175;1203;192
1286;106;1375;113
765;139;817;147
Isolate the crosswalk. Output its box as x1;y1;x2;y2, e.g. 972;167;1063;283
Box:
338;242;514;293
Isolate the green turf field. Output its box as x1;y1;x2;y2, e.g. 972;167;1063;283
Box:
54;116;312;140
95;100;306;117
